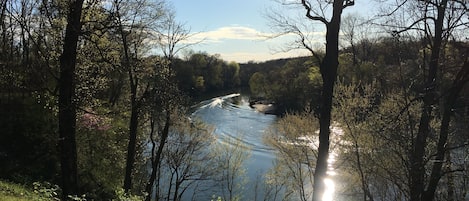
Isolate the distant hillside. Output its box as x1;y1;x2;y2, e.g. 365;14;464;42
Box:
239;56;312;86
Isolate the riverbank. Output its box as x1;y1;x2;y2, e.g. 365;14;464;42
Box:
249;98;278;115
250;102;277;114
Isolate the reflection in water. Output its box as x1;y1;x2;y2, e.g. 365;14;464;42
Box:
323;126;343;201
291;125;342;201
323;151;338;201
191;93;277;200
323;178;335;201
191;93;343;200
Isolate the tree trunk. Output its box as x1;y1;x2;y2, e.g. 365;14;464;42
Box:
422;61;469;201
445;151;455;201
1;0;8;57
409;1;447;201
58;0;84;198
311;1;343;201
117;2;140;191
145;110;171;201
123;88;139;192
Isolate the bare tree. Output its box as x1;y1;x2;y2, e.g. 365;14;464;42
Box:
265;113;319;201
378;1;469;200
212;137;251;201
143;7;194;200
150;117;216;201
267;1;354;200
334;82;377;201
156;9;194;64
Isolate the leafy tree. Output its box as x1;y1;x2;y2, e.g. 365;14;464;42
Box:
249;72;268;96
107;0;167;192
265;113;320;201
271;59;321;112
206;55;224;90
76;109;127;200
195;76;206;92
0;97;58;183
334;81;381;201
246;57;321;113
144;56;180;201
224;61;241;88
173;52;241;95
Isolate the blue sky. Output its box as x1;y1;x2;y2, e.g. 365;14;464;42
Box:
170;0;376;63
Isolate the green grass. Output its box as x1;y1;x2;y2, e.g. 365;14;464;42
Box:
0;180;36;201
0;180;61;201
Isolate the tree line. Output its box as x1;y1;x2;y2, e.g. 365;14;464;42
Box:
0;0;246;200
1;0;469;201
258;1;469;201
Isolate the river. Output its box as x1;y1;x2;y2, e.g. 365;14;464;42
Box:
189;93;339;201
191;93;277;198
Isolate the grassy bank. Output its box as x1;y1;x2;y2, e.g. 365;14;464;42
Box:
0;180;61;201
0;180;37;201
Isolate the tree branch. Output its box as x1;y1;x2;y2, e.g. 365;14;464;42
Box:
301;0;328;25
343;0;355;9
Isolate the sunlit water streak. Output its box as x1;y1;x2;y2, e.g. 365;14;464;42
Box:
322;126;343;201
191;93;343;200
285;125;343;201
323;152;338;201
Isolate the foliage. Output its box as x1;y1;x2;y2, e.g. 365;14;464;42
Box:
0;97;58;183
247;57;322;113
264;113;320;201
211;136;251;201
151;112;217;201
0;180;36;201
32;182;61;201
249;72;268;96
113;188;144;201
1;0;469;200
0;180;85;201
172;53;242;96
76;108;128;200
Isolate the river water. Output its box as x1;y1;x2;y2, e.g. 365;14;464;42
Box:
190;93;340;201
190;93;277;200
191;93;277;184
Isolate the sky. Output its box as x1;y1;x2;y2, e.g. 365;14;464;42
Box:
170;0;377;63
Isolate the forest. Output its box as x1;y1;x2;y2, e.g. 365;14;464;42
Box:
0;0;469;201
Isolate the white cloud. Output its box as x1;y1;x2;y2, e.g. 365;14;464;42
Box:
187;26;272;43
182;25;328;45
220;49;312;63
177;26;326;62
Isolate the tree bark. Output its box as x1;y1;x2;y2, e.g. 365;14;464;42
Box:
422;60;469;201
0;0;7;55
311;1;344;201
58;0;84;198
123;89;139;192
145;110;171;201
409;1;447;200
115;1;141;191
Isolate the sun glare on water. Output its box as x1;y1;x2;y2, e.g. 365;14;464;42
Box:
323;141;338;201
322;178;336;201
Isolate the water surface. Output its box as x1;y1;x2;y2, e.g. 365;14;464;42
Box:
192;93;278;199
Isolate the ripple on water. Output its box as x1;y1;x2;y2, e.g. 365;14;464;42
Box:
191;93;342;200
191;93;277;158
